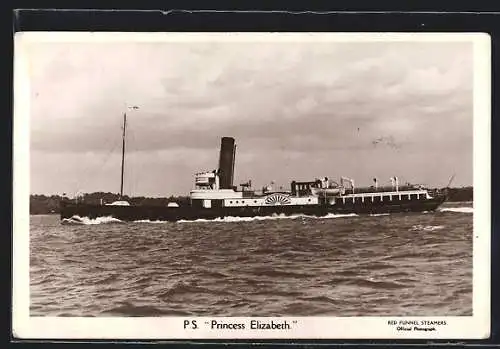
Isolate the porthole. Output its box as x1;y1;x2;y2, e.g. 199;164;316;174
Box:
308;199;311;202
254;200;257;203
229;201;233;204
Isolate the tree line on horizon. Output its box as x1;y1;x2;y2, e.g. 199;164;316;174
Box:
29;186;473;215
30;192;191;214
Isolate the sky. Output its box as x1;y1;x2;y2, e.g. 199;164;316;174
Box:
26;35;474;197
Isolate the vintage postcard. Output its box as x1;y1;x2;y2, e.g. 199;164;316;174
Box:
13;32;490;339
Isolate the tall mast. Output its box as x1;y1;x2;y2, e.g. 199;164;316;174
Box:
120;112;126;198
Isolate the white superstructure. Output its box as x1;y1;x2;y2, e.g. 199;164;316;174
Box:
187;137;437;210
189;169;320;208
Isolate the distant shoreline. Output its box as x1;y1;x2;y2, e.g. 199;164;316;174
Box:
29;187;473;215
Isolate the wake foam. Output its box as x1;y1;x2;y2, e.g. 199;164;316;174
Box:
439;207;473;214
133;219;169;224
177;213;358;223
61;213;359;225
410;224;445;232
61;215;123;225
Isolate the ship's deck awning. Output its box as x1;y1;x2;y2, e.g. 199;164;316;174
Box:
341;190;429;198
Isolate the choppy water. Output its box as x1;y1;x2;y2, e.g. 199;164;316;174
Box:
30;202;473;317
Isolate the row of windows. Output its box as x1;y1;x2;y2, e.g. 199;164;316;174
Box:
228;200;260;204
340;193;426;204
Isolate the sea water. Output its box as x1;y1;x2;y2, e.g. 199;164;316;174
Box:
30;202;473;317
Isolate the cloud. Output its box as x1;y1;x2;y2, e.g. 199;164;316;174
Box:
26;38;473;194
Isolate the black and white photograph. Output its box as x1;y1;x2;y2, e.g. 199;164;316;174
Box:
13;32;490;339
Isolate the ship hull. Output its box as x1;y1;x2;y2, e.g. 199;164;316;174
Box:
60;196;446;222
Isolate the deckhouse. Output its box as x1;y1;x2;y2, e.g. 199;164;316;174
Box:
189;137;438;210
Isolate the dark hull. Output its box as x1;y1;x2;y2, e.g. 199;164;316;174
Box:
60;196;446;222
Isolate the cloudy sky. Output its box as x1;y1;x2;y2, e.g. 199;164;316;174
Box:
27;35;473;197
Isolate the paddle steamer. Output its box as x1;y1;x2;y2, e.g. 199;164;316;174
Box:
60;125;446;222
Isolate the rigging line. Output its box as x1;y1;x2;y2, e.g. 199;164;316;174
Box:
446;173;456;188
128;116;139;197
72;138;121;197
125;119;136;198
69;133;117;197
124;116;142;198
131;126;140;197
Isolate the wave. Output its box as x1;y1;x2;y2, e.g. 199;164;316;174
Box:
61;215;123;225
177;213;358;224
349;278;407;290
370;213;390;217
410;224;445;232
439;207;473;214
102;301;190;316
158;282;235;299
61;213;358;225
133;219;169;224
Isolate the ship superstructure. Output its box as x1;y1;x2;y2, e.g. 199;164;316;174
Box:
60;136;446;222
186;137;444;216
